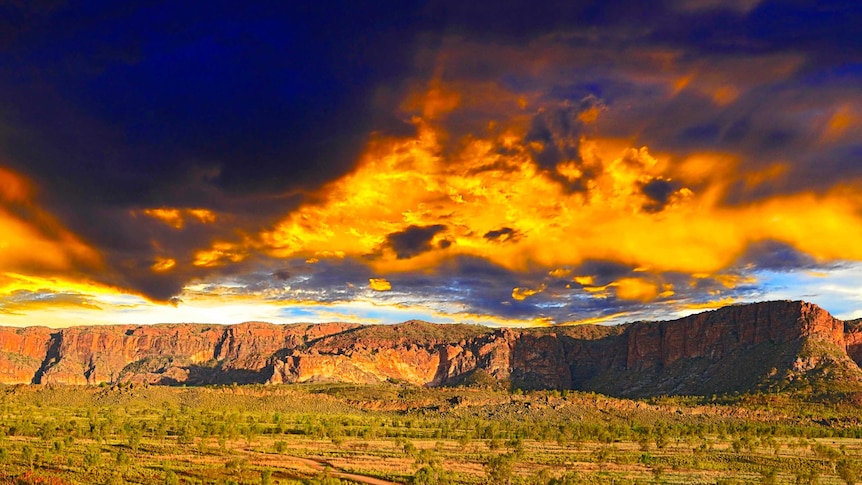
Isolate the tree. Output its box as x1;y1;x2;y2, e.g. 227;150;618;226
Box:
403;441;418;457
84;446;102;470
813;444;842;473
261;468;273;485
21;445;34;470
838;460;859;485
655;432;669;450
413;464;449;485
164;470;179;485
486;453;516;485
652;466;665;483
638;434;651;452
128;430;142;453
548;472;582;485
795;466;820;485
116;449;130;467
415;449;440;468
760;468;778;485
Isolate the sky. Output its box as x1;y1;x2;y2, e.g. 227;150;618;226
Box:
1;1;862;327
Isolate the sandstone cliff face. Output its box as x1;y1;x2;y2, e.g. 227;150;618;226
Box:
20;322;357;386
624;301;845;371
0;326;55;384
600;301;857;396
844;319;862;365
0;301;859;396
266;323;515;386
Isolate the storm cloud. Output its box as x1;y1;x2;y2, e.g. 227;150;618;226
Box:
1;1;862;326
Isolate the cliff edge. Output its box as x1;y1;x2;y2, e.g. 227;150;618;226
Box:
0;300;858;397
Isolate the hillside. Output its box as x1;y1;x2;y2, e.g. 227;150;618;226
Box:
0;300;860;397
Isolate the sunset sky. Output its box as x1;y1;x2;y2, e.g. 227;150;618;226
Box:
1;1;861;327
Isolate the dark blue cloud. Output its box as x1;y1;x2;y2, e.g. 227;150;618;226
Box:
384;225;448;260
0;2;428;204
483;227;519;243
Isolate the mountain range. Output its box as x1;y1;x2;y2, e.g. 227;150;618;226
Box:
2;300;861;397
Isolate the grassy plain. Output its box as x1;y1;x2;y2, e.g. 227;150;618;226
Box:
0;383;860;484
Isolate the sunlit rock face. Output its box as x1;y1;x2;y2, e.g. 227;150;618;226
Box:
0;326;55;384
0;301;859;397
604;300;857;396
624;301;844;370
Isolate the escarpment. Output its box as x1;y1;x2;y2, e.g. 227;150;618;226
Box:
0;301;859;397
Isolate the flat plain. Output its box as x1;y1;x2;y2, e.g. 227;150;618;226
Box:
0;383;860;484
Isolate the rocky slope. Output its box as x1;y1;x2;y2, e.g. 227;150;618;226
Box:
0;301;860;397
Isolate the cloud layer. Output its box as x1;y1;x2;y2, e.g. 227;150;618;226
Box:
1;1;861;326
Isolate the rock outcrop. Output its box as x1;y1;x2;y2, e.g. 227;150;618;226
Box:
0;300;859;396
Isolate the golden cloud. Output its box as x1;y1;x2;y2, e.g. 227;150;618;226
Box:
151;257;177;273
369;278;392;292
0;167;100;274
188;68;862;307
573;276;595;286
512;284;546;301
193;242;247;268
548;268;572;278
614;278;661;302
141;208;218;229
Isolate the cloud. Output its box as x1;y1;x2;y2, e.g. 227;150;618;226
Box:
384;224;448;259
0;167;100;275
640;178;679;212
141;208;217;229
0;2;434;303
1;2;862;325
0;290;102;315
369;278;392;292
483;227;519;243
512;284;546;301
735;241;821;272
669;0;763;14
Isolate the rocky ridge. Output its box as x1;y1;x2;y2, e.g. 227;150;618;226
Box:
0;300;859;397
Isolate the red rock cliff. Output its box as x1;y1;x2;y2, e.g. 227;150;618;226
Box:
624;300;845;372
0;301;857;396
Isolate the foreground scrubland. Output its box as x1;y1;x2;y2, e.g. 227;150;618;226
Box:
0;384;861;484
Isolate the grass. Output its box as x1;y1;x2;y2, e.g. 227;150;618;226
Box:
0;383;860;484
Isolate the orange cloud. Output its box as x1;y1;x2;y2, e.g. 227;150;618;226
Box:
561;312;633;326
677;296;738;312
193;242;247;268
143;208;184;229
0;167;30;202
369;278;392;292
142;208;218;229
548;268;572;278
203;111;862;296
0;167;99;275
573;276;595;286
188;209;217;224
187;73;862;307
0;273;116;297
614;278;660;302
151;257;177;273
512;284;546;301
822;105;859;141
668;54;803;105
743;163;788;190
711;273;757;289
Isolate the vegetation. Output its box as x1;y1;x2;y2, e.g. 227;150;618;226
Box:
0;383;860;484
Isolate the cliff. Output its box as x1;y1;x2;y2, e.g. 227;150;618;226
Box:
0;300;859;397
